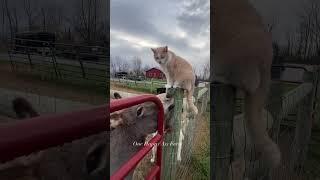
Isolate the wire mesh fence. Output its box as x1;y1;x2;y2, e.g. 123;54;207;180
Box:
212;66;319;180
110;78;166;94
5;38;108;90
115;84;210;180
160;85;210;180
0;38;108;180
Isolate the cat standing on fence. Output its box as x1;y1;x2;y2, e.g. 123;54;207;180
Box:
151;46;198;115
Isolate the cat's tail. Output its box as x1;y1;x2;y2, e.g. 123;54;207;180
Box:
186;86;198;115
244;65;280;169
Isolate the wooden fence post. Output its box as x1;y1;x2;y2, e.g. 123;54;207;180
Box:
7;49;15;71
179;87;201;166
313;67;320;125
151;81;154;93
290;92;313;173
162;88;184;179
211;82;235;179
49;44;60;79
290;70;317;173
267;82;285;143
76;46;86;79
27;47;33;69
199;85;209;114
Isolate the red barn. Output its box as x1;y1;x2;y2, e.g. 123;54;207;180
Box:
145;68;166;79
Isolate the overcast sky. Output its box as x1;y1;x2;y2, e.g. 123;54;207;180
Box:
110;0;210;71
251;0;306;45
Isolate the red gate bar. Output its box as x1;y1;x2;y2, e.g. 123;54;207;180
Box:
0;105;108;163
110;95;164;180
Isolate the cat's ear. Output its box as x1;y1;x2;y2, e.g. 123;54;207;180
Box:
151;48;156;54
164;46;168;52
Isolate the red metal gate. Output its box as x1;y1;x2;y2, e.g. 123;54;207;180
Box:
110;95;165;180
0;105;107;163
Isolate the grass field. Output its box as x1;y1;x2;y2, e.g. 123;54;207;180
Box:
1;59;107;93
112;81;210;179
270;82;320;179
111;79;165;94
189;111;210;179
305;126;320;178
0;60;107;104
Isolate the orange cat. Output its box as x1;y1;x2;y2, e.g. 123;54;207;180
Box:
151;46;198;115
213;0;280;169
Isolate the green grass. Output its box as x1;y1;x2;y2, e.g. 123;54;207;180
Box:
4;58;106;82
111;79;165;94
145;78;166;83
17;70;107;96
189;112;210;179
2;60;107;96
304;126;320;178
190;155;210;179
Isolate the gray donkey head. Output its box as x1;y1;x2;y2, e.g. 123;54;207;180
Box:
84;93;175;179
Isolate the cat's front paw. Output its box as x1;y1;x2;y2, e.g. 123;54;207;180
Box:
173;84;181;88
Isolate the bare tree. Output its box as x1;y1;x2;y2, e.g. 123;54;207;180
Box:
295;0;320;59
122;61;130;72
46;6;63;33
69;0;105;44
284;30;295;57
4;0;15;41
310;0;320;56
202;60;210;80
110;56;117;77
23;0;37;31
113;56;130;72
114;56;123;72
40;7;46;31
143;64;150;71
266;16;279;34
1;0;5;41
131;56;142;76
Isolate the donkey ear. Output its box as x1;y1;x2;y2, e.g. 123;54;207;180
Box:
151;48;156;53
110;112;123;130
136;106;144;117
114;92;122;99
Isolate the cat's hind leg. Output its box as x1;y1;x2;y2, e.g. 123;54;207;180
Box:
165;76;174;89
165;78;175;98
186;88;198;115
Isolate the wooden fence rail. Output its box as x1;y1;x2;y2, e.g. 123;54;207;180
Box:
161;84;209;179
212;66;319;179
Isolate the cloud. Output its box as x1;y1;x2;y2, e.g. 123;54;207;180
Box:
177;0;210;35
110;0;210;71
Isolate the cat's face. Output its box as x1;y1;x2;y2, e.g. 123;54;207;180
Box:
151;46;169;65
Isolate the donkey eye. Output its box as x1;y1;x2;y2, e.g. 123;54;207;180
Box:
137;107;143;117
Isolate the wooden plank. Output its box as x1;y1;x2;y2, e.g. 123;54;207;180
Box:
211;83;235;179
162;88;184;179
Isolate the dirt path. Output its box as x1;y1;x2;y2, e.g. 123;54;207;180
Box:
0;63;106;105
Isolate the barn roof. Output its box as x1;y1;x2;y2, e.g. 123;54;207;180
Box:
145;67;163;72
